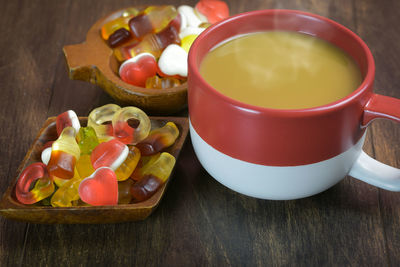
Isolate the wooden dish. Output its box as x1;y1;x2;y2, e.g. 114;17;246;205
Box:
0;116;189;224
63;7;188;115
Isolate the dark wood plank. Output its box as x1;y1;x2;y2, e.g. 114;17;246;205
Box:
0;0;72;265
47;0;121;118
354;0;400;265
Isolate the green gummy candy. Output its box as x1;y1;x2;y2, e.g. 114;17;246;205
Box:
76;126;100;155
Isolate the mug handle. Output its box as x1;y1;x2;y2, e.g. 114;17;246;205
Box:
349;93;400;190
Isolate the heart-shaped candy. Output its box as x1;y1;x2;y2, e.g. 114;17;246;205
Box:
119;53;157;87
178;5;205;27
195;0;229;24
158;44;188;77
179;26;205;39
78;167;118;206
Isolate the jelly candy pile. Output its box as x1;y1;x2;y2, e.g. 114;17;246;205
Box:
15;104;180;207
101;1;229;89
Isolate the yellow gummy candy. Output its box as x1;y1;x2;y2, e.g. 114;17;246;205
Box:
115;146;141;181
142;152;176;183
51;170;82;207
181;34;198;53
76;154;95;179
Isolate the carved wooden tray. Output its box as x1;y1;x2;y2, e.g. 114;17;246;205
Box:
0;116;189;224
63;6;188;115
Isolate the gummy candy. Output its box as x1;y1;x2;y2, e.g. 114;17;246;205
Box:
195;0;229;24
113;25;180;62
115;146;141;181
178;5;205;27
88;104;121;142
100;7;142;40
56;110;80;136
112;106;151;145
76;126;99;155
76;154;95;179
91;139;128;170
41;144;75;188
108;28;132;48
157;44;188;77
180;34;198;53
199;22;212;28
78;167;118;206
119;53;158;87
47;127;80;179
129;6;178;40
145;75;181;89
169;13;182;32
179;26;205;39
130;153;161;181
121;7;143;17
136;122;179;156
53;175;71;188
15;104;181;207
118;179;134;204
130;152;176;202
41;141;53;165
101;17;131;40
142;153;175;180
50;169;82;207
15;162;55;204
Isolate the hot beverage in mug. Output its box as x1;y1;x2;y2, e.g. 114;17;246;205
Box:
199;31;362;109
188;10;400;200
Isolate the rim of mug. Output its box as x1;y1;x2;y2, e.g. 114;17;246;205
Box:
188;9;375;117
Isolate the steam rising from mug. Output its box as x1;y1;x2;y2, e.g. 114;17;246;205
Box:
200;31;361;109
188;9;400;200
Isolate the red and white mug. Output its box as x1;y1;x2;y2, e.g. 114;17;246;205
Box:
188;9;400;200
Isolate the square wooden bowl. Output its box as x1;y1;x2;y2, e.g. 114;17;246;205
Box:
0;116;189;224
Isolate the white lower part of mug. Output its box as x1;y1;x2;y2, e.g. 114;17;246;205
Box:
190;120;400;200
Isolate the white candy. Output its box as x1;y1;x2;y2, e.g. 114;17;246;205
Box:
158;44;188;77
70;111;80;134
178;5;203;27
179;11;188;31
179;27;205;39
63;110;80;136
41;146;52;165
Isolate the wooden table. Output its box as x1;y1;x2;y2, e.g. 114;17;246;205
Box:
1;0;399;265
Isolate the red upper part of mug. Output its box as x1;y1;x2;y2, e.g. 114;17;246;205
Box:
188;9;375;166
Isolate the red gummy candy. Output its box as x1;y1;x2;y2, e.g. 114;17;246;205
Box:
169;13;182;32
119;53;158;87
108;28;132;48
15;162;53;204
195;0;229;24
91;139;129;170
78;167;118;206
42;141;54;151
56;110;80;136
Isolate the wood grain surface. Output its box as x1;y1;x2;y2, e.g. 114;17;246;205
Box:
0;0;399;266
